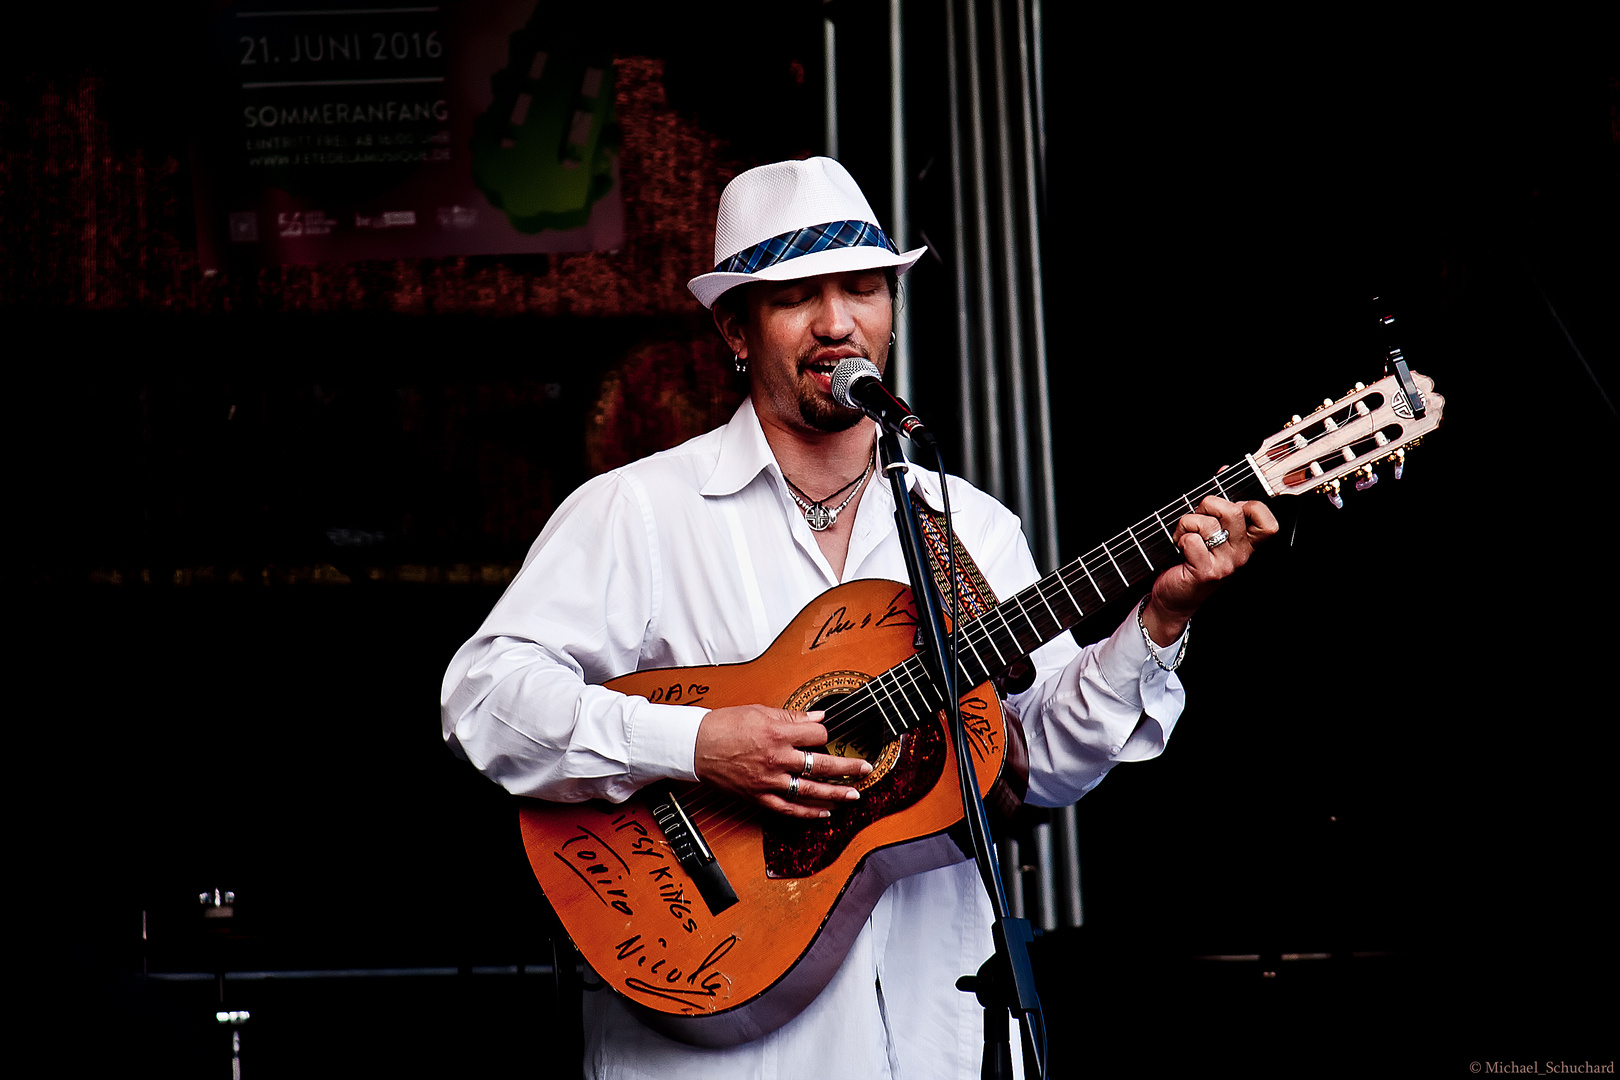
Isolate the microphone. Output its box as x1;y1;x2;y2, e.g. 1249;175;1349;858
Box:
829;357;935;447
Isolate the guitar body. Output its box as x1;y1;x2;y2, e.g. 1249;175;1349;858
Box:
516;578;1010;1047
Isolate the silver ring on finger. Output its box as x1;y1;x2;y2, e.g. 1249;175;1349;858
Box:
801;751;815;778
788;774;800;799
1204;528;1230;550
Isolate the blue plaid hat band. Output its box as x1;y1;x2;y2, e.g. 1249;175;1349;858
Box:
716;219;898;276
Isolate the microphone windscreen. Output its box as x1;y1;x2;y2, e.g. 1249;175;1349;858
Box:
829;357;882;409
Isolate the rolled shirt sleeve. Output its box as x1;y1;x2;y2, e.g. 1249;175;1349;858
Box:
1013;609;1185;807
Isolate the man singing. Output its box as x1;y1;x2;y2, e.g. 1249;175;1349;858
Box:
442;156;1276;1077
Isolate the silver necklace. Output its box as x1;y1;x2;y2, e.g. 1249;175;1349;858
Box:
785;449;875;532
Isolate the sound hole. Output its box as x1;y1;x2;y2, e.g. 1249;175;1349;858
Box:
762;714;946;879
785;675;899;790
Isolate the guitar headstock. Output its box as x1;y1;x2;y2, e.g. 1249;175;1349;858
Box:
1248;370;1444;503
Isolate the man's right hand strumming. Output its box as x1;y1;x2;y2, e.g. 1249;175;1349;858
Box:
695;706;873;820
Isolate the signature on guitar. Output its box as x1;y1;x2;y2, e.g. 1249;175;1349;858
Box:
808;587;918;652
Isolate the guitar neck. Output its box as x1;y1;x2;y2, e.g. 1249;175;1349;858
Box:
951;456;1270;687
837;458;1270;748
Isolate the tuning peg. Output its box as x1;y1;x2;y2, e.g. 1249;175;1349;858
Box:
1318;479;1343;509
1354;465;1379;492
1387;448;1405;480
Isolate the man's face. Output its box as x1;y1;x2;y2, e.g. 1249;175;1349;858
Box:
718;269;894;438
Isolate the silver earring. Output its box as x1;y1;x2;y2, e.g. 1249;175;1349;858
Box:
889;331;896;347
734;353;748;375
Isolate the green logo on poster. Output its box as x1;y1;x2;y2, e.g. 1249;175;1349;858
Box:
471;17;618;234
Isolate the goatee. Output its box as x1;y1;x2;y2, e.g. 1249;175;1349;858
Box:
799;396;865;433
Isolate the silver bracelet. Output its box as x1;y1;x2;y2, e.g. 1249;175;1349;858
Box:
1137;594;1189;672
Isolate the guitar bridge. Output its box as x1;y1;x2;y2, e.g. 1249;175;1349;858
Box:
650;786;739;916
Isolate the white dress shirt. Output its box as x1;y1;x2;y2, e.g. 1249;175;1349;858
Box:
442;397;1185;1079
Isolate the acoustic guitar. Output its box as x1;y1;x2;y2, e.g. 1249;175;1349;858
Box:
517;367;1444;1047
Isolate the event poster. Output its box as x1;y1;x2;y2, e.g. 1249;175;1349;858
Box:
193;2;624;268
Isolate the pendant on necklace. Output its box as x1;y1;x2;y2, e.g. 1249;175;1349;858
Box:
804;504;835;531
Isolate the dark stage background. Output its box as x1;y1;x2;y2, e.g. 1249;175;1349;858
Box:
4;6;1614;1077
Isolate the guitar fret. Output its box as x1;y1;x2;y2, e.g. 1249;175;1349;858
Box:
1153;509;1174;545
980;621;1009;667
1009;593;1041;650
1054;569;1083;617
1211;472;1229;499
915;661;943;706
958;631;992;685
871;674;907;736
1102;539;1129;589
1128;525;1153;570
1079;556;1106;603
954;641;989;688
990;602;1019;650
1033;583;1061;631
891;665;929;726
903;664;936;721
972;608;1010;667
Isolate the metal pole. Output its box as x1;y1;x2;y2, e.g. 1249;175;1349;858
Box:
824;8;839;158
962;0;1003;500
988;0;1032;525
999;836;1025;919
1029;0;1049;206
1015;0;1058;569
1032;819;1057;932
889;0;912;403
943;0;978;486
1057;802;1083;926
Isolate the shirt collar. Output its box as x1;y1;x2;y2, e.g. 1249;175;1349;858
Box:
700;395;944;510
902;457;944;511
700;397;778;497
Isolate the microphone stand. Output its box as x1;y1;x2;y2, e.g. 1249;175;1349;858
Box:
877;431;1047;1080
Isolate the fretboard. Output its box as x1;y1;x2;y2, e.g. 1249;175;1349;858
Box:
820;458;1269;750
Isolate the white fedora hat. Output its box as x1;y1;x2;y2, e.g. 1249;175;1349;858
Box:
687;157;927;309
